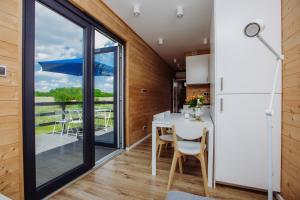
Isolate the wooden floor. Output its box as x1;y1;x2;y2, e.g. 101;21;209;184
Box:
50;138;267;200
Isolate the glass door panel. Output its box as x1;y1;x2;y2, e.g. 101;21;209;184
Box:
34;2;85;187
94;30;118;159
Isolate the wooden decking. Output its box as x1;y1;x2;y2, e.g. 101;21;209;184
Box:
50;138;267;200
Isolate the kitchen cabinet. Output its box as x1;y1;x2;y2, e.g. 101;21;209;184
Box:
186;54;209;84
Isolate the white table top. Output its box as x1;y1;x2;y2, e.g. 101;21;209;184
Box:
153;110;213;127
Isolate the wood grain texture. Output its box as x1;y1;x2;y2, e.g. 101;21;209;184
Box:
281;0;300;199
50;138;267;200
0;0;21;199
68;0;173;147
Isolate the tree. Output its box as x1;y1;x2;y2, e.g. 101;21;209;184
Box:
35;87;113;102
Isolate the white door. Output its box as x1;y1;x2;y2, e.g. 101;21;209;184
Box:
215;93;281;191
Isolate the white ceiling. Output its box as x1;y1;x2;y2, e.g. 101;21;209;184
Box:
103;0;212;70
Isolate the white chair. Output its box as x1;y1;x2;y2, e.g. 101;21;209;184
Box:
167;120;209;196
66;110;83;137
152;111;174;161
52;111;69;136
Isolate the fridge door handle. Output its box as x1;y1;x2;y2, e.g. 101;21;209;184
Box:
220;98;224;112
220;77;224;92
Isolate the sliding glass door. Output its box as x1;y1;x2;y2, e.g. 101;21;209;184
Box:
94;30;119;148
23;0;124;199
34;1;87;187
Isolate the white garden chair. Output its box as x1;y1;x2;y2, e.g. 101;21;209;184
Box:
52;110;70;136
66;110;83;137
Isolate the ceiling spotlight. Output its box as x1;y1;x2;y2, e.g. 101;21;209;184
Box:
133;5;140;16
203;37;208;45
173;58;177;63
158;38;164;45
177;6;184;18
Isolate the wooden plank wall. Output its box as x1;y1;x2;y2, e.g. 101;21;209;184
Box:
68;0;173;146
0;0;22;199
281;0;300;199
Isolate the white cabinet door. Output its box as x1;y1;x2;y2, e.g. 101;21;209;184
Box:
215;94;281;191
186;55;209;84
214;0;281;94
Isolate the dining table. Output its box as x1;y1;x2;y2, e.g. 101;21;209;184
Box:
151;108;215;188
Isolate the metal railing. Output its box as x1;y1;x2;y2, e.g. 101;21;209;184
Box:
35;101;114;128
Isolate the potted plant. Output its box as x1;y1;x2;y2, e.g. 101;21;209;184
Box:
186;95;205;119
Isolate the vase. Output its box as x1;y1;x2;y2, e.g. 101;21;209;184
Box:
194;107;204;119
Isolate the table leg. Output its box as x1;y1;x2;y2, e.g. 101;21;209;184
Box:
152;123;157;176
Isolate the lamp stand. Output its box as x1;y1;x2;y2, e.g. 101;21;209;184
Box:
256;34;283;200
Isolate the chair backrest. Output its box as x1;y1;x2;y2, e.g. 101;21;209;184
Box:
172;119;208;140
67;110;82;121
153;111;168;120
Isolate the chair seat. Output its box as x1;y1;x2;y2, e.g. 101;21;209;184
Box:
177;141;205;155
166;129;173;134
159;134;173;142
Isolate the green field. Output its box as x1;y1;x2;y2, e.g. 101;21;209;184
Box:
35;97;114;135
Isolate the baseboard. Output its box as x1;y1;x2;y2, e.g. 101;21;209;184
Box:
126;133;151;151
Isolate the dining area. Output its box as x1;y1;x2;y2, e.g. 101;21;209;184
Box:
151;105;214;196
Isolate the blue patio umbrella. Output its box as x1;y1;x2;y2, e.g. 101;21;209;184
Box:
38;58;113;76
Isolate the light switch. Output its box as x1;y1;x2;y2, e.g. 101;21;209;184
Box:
0;65;7;77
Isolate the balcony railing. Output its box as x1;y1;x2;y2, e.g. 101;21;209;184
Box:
35;101;114;134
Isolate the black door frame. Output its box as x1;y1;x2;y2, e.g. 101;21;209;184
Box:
93;46;119;148
23;0;125;199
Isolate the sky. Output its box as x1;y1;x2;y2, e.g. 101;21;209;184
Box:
34;2;118;93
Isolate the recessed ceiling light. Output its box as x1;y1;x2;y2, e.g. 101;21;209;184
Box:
133;5;140;16
158;38;164;45
173;58;177;63
177;6;183;18
203;37;208;45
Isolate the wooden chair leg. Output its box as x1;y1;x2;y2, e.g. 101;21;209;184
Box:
178;156;183;174
158;144;163;159
150;142;161;168
199;154;209;196
165;143;168;150
167;152;178;190
182;155;186;162
156;142;160;153
204;150;208;172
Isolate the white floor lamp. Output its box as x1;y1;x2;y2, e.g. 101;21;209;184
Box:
244;20;284;200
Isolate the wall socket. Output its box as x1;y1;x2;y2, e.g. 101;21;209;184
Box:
0;65;7;77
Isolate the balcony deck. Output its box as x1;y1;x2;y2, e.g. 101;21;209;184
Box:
50;138;267;200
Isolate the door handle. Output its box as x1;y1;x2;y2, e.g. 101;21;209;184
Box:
220;77;224;92
220;98;224;112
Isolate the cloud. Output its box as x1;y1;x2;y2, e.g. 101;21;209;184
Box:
35;70;68;79
106;76;114;82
